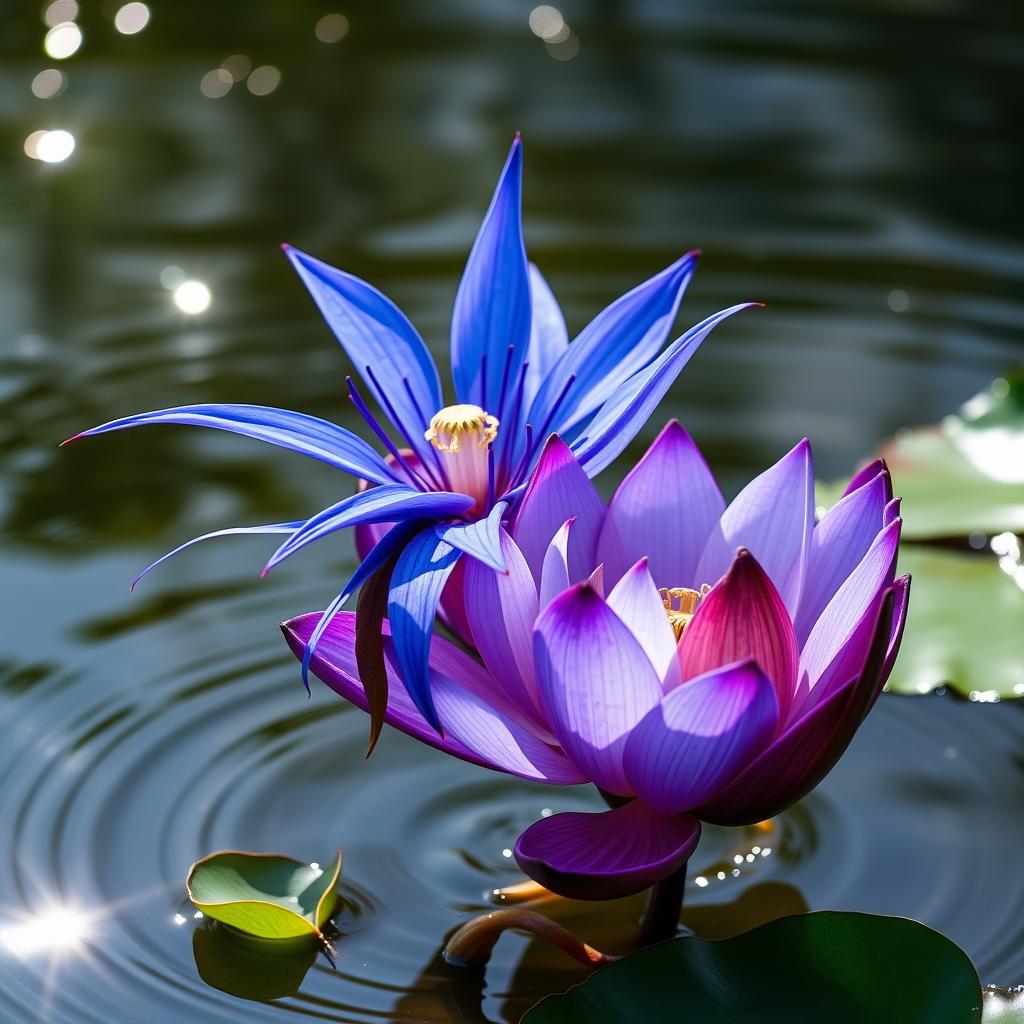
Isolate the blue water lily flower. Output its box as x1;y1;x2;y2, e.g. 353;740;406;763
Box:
64;135;757;733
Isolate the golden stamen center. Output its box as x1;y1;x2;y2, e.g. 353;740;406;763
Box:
660;585;710;640
424;404;499;453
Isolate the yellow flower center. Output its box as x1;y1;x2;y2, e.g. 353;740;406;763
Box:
424;404;499;453
660;585;710;640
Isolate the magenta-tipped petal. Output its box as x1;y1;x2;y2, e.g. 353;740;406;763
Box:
623;660;779;815
511;435;605;585
842;458;892;500
677;549;799;722
597;421;724;589
695;438;814;612
539;517;574;609
514;801;701;900
606;558;681;688
534;583;663;796
696;588;901;826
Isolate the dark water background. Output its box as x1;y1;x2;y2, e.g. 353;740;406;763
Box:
2;1;1023;1021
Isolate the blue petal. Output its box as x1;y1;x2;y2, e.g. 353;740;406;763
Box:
450;136;531;417
387;528;463;730
262;484;474;575
130;522;304;592
66;403;399;485
299;519;422;694
574;303;759;477
523;263;569;405
527;251;699;442
284;245;442;461
437;500;508;572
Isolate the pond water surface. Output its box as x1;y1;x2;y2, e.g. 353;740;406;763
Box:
2;1;1023;1021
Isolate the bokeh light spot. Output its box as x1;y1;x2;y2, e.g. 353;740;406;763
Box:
199;68;232;98
31;68;66;99
44;21;82;60
173;281;212;315
315;13;349;43
42;0;78;27
247;65;281;96
113;3;150;35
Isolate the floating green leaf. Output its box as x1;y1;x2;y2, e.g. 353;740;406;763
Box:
887;546;1024;698
817;371;1024;541
523;912;982;1024
186;849;341;939
984;990;1024;1023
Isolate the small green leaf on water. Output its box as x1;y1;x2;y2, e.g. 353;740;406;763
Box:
523;911;982;1024
186;849;341;939
887;546;1024;698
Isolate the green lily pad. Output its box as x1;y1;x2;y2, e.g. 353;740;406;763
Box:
523;912;982;1024
984;990;1024;1023
186;849;341;939
817;371;1024;541
887;546;1024;698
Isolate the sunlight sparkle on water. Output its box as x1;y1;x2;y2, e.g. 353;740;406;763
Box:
173;280;212;315
24;129;75;163
1;908;89;957
114;3;151;35
31;68;66;99
44;22;82;60
42;0;78;27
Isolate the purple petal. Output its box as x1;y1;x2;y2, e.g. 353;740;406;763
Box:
623;660;779;814
450;137;530;414
129;521;303;592
282;612;583;783
283;246;441;463
463;529;544;724
511;435;606;585
794;469;890;643
696;587;902;826
528;252;699;441
606;558;681;688
387;528;463;730
572;304;758;477
539;517;574;609
797;517;902;702
597;421;724;589
437;500;508;572
694;438;814;612
262;484;474;575
65;403;399;484
677;549;798;722
524;263;569;404
534;583;662;795
514;801;701;900
843;458;892;501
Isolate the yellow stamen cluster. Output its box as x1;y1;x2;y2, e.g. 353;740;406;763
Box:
424;404;499;453
660;585;710;640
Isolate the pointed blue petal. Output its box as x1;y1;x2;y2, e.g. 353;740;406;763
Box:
524;263;568;404
574;303;759;477
450;137;531;414
387;528;463;730
130;522;304;592
528;251;699;442
262;484;474;575
299;519;422;694
66;403;399;485
437;500;508;572
284;246;442;461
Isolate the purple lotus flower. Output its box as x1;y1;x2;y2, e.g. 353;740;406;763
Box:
63;136;755;730
282;424;909;899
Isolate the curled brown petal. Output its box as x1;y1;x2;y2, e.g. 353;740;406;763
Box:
444;909;617;969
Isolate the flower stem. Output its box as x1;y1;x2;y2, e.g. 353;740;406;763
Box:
635;861;687;949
